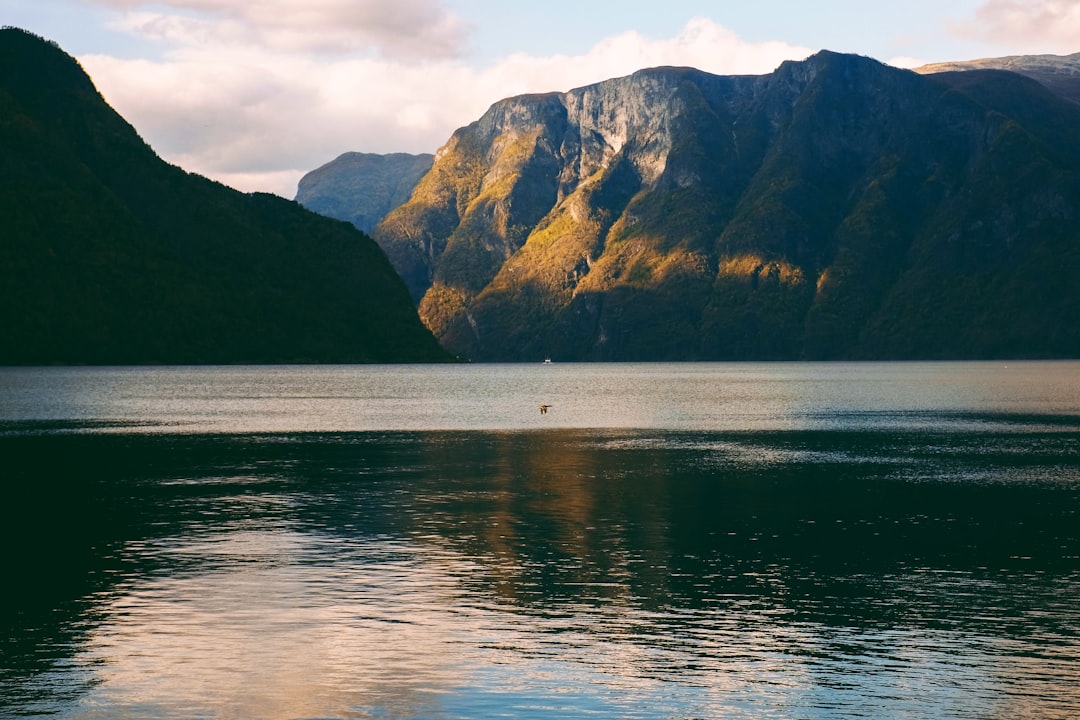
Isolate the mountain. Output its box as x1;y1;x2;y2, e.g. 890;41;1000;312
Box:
0;28;448;365
916;52;1080;105
371;50;1080;361
295;152;433;233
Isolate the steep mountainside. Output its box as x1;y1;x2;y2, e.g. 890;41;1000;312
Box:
373;51;1080;361
0;28;448;364
916;52;1080;105
296;152;433;233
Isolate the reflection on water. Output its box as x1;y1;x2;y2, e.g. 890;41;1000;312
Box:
77;531;479;719
1;363;1079;718
1;361;1078;433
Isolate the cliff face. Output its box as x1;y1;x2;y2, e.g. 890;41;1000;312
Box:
373;51;1080;360
295;152;433;233
0;28;448;364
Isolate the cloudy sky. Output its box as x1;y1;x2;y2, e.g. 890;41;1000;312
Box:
4;0;1078;197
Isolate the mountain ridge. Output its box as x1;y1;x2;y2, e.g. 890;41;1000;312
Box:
916;52;1080;105
295;151;434;233
371;50;1080;360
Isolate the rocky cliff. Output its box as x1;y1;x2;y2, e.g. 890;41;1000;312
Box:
0;28;449;364
296;152;433;233
372;50;1080;361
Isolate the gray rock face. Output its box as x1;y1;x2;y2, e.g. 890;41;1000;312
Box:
296;152;433;233
371;51;1080;361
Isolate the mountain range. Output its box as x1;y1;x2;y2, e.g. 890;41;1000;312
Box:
5;25;1078;364
0;28;448;364
362;50;1080;361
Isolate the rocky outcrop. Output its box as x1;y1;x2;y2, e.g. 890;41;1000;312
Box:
295;152;433;233
372;50;1080;361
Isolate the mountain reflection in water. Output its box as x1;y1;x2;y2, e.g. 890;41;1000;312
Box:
1;363;1079;718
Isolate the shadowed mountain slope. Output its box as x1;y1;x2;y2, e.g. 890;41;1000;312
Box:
0;28;448;364
295;152;434;234
917;52;1080;105
372;51;1080;361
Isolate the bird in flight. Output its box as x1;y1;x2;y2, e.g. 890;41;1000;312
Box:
539;404;552;415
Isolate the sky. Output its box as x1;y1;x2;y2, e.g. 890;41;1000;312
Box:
4;0;1080;198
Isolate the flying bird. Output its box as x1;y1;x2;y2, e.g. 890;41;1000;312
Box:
539;404;552;415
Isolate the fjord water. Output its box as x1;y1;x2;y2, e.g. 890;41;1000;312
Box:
2;362;1078;719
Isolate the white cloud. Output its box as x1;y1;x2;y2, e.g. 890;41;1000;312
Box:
79;16;810;198
90;0;469;59
885;56;931;69
479;19;812;97
952;0;1080;54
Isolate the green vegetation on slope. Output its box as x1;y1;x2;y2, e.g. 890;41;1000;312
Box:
0;28;448;364
374;52;1080;361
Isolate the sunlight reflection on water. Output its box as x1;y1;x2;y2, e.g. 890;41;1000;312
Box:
1;362;1079;719
60;520;1080;719
79;532;475;719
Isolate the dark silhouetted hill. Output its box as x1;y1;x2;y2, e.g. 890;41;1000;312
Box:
0;28;448;364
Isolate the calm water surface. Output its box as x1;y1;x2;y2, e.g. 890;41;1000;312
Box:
1;362;1079;718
